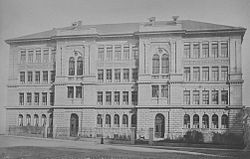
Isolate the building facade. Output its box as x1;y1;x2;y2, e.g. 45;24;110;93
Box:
5;17;246;141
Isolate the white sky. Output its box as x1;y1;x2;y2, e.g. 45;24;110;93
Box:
0;0;249;106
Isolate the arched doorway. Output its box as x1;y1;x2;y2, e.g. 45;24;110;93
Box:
70;113;79;137
155;114;165;138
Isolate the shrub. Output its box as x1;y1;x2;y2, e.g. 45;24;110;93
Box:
212;132;244;146
183;130;203;143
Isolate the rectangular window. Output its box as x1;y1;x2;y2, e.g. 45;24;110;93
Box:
28;71;33;83
211;67;219;81
132;91;138;105
221;42;228;57
106;69;112;82
184;67;190;81
34;93;39;105
193;90;200;104
123;91;129;105
152;85;159;98
43;49;49;63
212;43;218;58
221;66;228;81
50;92;54;106
35;71;40;83
123;45;130;60
97;69;104;82
27;93;32;105
202;43;209;58
20;72;25;83
212;90;219;104
202;67;209;81
51;48;56;62
76;86;82;98
98;46;104;61
106;91;112;105
42;92;47;105
193;67;200;81
132;45;139;59
106;45;113;61
20;50;26;64
184;43;191;58
35;49;41;63
50;71;55;82
184;90;190;105
193;43;200;58
132;68;138;81
202;90;209;104
114;91;120;105
28;50;33;63
43;71;48;83
221;90;228;104
114;45;121;61
123;69;129;82
19;93;24;105
97;92;103;105
161;85;168;98
67;87;74;98
114;69;121;82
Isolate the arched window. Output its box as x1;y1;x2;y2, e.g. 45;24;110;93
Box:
26;114;31;126
152;54;160;74
97;114;102;127
161;54;169;74
105;114;111;127
114;114;120;127
193;114;199;128
18;114;23;126
202;114;209;128
69;57;75;75
34;114;39;126
212;114;218;128
122;114;128;127
221;114;229;128
155;113;165;138
184;114;190;128
77;57;83;75
41;114;46;127
131;114;136;127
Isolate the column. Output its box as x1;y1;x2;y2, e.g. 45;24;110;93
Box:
199;42;202;58
190;89;193;105
218;89;221;105
190;67;193;81
41;48;44;63
104;45;107;61
218;114;222;129
190;114;193;128
48;48;51;63
200;67;203;81
199;113;203;129
47;91;50;106
209;66;212;81
209;89;212;105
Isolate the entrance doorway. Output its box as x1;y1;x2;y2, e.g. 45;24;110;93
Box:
155;114;165;138
70;113;79;137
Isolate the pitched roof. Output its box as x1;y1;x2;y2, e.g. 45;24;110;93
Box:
6;20;246;43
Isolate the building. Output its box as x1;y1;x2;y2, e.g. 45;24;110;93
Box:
5;17;246;141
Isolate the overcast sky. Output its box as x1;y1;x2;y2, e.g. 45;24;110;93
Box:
0;0;249;106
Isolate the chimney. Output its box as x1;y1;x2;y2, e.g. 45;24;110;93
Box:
172;16;179;23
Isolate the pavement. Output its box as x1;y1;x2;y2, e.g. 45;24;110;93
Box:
0;135;239;158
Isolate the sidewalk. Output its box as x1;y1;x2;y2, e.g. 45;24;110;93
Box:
0;135;234;157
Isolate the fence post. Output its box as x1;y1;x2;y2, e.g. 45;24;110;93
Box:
149;128;154;145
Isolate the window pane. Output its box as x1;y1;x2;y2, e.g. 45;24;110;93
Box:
123;69;129;82
152;54;160;74
106;69;112;82
202;90;209;104
114;45;121;61
221;90;228;104
184;90;190;105
43;49;49;63
212;67;219;81
114;91;120;105
161;54;169;74
202;43;209;58
98;46;104;61
68;87;74;98
212;90;218;104
184;67;190;81
193;90;200;104
76;86;82;98
193;67;200;81
123;91;129;105
152;85;159;98
221;66;228;81
36;49;41;63
106;91;111;105
106;45;113;61
212;43;218;58
97;69;104;82
42;92;47;105
20;72;25;83
202;67;209;81
114;69;121;82
97;92;103;105
161;85;168;98
123;45;130;60
184;43;191;58
193;43;200;58
221;43;228;58
69;57;75;75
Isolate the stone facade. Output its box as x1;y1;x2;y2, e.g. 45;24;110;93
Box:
5;18;246;142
